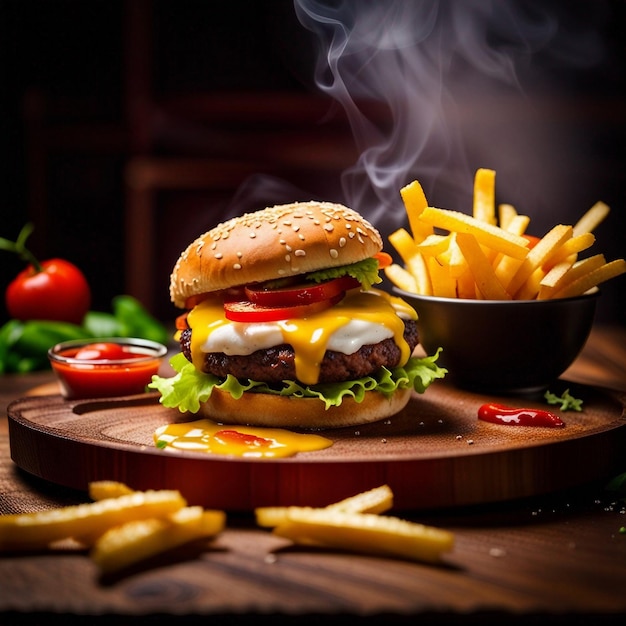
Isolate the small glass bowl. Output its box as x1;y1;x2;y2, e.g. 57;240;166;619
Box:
48;337;168;399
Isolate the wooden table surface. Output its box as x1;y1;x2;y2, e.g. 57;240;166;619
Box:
1;324;626;625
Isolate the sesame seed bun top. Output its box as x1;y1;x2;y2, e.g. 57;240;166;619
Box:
169;201;383;308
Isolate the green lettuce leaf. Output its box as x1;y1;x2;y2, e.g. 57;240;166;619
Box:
306;258;382;291
149;349;446;414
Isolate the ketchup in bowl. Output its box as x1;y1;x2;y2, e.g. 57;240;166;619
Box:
48;338;168;399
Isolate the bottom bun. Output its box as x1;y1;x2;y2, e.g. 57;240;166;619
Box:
196;387;413;429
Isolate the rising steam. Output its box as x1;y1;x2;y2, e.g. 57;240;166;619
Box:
294;0;608;234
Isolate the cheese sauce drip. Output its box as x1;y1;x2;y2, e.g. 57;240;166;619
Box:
154;420;333;458
188;288;416;385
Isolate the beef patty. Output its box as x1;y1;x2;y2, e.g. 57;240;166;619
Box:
180;320;419;385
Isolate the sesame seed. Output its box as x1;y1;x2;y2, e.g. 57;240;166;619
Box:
329;249;338;259
233;263;242;270
214;253;223;259
249;232;256;238
295;249;306;257
339;237;346;247
285;254;291;262
324;223;334;232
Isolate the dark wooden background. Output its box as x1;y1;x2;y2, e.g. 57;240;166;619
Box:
1;0;624;324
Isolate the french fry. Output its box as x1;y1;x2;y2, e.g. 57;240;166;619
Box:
503;214;530;237
388;229;432;294
91;506;225;574
427;256;457;298
407;253;432;295
539;254;606;297
273;508;454;564
537;260;576;300
326;484;394;515
419;206;530;259
506;224;573;297
256;485;394;528
436;233;467;280
388;228;419;265
541;232;596;271
384;263;418;293
400;180;433;242
455;232;510;300
0;490;186;551
454;267;477;299
552;258;626;299
416;234;453;257
473;168;497;225
498;203;518;230
89;481;135;501
573;201;610;236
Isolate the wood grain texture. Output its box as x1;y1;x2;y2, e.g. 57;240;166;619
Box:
8;379;626;511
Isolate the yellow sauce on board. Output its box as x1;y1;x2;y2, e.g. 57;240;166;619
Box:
154;420;333;458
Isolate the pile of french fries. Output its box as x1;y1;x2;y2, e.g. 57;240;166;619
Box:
255;484;454;564
0;481;225;574
1;482;454;572
385;168;626;300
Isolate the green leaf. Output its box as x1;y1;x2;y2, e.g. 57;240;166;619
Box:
306;258;382;291
82;311;126;337
149;349;446;414
605;471;626;495
544;388;583;412
112;295;170;344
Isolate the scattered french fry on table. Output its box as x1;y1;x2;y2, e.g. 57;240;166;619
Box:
255;484;454;565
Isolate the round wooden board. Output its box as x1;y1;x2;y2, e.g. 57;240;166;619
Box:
7;380;626;511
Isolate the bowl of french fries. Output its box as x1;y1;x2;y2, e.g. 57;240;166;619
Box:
385;169;625;393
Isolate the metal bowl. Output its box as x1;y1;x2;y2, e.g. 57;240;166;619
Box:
393;288;599;394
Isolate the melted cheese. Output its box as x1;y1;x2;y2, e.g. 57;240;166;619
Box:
154;420;332;458
187;288;417;385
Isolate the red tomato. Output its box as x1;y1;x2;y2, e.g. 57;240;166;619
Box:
224;293;342;323
245;276;359;307
6;258;91;325
73;342;132;361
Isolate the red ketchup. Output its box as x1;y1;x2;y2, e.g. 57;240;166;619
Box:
215;429;272;448
51;342;163;399
478;403;565;428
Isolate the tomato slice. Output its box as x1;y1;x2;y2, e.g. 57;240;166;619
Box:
245;276;359;307
224;293;343;323
374;251;393;268
175;312;189;331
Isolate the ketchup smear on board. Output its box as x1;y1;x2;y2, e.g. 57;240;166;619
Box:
478;403;565;428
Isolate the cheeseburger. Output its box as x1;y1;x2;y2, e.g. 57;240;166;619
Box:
150;201;445;428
